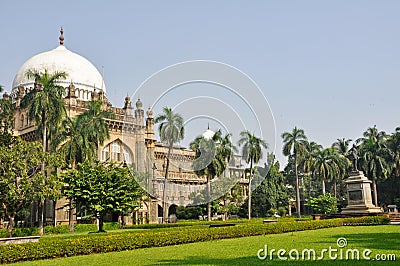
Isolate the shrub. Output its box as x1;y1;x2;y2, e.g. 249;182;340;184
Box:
0;216;389;264
306;193;338;214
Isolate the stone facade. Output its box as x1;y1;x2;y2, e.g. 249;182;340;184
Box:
7;30;248;226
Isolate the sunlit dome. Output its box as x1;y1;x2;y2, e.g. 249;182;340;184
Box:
11;28;105;100
202;124;215;140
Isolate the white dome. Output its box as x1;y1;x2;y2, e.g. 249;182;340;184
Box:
12;44;106;100
202;128;215;140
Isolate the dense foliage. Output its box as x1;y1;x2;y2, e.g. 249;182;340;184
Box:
0;139;63;237
305;193;338;214
63;161;144;232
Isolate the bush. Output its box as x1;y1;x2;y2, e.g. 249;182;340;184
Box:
0;216;389;264
306;193;338;214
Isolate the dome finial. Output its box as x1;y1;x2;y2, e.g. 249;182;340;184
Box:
208;123;210;130
59;27;64;45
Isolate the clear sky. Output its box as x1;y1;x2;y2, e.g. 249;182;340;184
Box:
1;1;400;167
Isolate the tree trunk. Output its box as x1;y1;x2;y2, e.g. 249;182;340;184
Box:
207;173;211;221
248;160;253;220
39;111;46;236
162;142;173;224
98;216;104;232
7;216;14;238
294;154;301;218
372;177;378;206
69;199;74;232
322;179;326;194
38;200;44;236
69;160;76;232
333;181;337;198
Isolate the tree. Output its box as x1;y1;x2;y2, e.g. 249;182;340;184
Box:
281;126;307;218
250;162;293;218
359;138;391;206
0;92;14;147
305;193;338;214
190;136;224;220
154;107;184;223
0;139;62;237
21;69;67;152
357;126;392;206
305;147;344;195
20;69;67;235
76;100;114;157
238;130;268;220
63;161;143;232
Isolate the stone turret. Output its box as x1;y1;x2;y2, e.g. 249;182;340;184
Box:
146;107;155;142
123;95;133;117
135;98;144;125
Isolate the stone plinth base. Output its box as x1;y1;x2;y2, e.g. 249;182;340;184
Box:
342;171;382;215
341;205;382;215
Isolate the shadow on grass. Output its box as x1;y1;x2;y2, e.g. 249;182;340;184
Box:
150;255;398;265
331;231;400;251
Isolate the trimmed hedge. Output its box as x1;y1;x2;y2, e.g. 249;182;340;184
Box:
0;222;121;238
0;216;389;264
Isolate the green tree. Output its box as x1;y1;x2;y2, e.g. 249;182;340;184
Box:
21;69;67;152
63;161;143;232
0;92;14;147
190;136;224;220
238;130;268;220
20;69;67;235
0;139;63;237
305;193;338;214
357;126;392;206
281;126;307;217
154;107;184;223
305;147;341;195
76;100;114;158
250;161;293;218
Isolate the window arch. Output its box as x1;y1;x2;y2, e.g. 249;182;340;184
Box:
102;140;133;165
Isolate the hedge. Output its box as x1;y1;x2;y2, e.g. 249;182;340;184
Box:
0;222;121;238
0;216;390;264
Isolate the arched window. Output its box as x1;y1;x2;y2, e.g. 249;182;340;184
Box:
21;114;24;128
102;140;133;165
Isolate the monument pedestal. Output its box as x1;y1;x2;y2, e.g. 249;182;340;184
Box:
341;171;382;214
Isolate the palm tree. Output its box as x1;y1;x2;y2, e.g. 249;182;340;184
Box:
77;99;114;158
21;69;67;153
332;138;352;158
282;127;307;218
154;107;184;223
306;148;341;195
190;130;235;221
238;130;268;220
21;69;67;235
53;117;96;169
61;100;113;231
331;138;352;197
356;126;392;206
190;136;224;220
359;138;391;206
388;127;400;177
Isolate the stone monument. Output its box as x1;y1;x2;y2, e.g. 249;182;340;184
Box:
341;146;382;214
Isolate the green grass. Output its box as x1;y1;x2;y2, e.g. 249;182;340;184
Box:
11;225;400;266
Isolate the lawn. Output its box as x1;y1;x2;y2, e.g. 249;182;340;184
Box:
11;225;400;266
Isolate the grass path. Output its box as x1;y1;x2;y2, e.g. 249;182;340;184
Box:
12;225;400;266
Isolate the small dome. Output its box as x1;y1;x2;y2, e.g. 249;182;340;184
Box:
202;128;215;140
146;107;153;117
12;30;106;100
136;98;142;109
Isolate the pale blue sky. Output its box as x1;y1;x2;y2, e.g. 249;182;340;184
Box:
1;1;400;166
